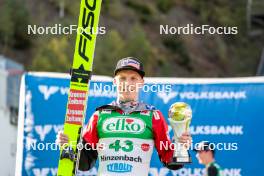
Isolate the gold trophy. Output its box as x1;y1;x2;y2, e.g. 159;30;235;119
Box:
168;102;192;164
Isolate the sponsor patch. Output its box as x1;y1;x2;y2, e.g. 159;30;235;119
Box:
141;143;150;152
102;117;146;134
107;163;133;173
101;109;112;114
153;111;160;120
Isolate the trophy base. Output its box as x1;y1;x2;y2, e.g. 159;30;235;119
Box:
170;156;192;165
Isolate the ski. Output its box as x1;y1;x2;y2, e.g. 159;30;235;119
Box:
57;0;102;175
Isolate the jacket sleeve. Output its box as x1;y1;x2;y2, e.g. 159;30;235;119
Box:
78;111;99;171
152;110;184;170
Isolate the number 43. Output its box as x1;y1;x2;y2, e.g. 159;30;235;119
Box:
109;140;133;152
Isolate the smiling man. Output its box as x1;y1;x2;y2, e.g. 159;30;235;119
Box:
195;141;222;176
57;57;192;175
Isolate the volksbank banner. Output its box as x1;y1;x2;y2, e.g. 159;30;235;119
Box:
16;72;264;176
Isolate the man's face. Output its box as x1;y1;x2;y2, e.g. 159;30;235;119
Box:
196;150;212;165
114;70;144;102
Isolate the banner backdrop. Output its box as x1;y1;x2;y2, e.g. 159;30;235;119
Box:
16;72;264;176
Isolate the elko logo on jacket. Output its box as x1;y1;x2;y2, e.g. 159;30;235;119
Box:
102;117;146;134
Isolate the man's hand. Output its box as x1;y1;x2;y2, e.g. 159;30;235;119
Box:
56;130;69;147
178;132;192;149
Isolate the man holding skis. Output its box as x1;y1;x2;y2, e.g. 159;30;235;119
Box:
57;57;192;175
